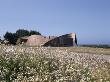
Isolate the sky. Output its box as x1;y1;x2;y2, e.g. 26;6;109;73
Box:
0;0;110;44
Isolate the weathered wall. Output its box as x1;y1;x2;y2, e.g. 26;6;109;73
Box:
17;33;77;47
44;33;77;47
26;35;48;46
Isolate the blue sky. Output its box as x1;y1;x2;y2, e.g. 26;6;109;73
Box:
0;0;110;44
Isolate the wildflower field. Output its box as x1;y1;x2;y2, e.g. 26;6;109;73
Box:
0;45;110;82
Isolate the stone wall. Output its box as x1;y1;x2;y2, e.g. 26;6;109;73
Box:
17;33;77;47
44;33;77;47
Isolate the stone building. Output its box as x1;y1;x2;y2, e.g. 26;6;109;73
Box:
26;35;49;46
44;33;77;47
17;33;77;47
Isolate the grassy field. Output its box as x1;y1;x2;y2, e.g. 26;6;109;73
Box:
59;47;110;55
0;45;110;82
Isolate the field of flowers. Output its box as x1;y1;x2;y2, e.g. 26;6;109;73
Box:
0;45;110;82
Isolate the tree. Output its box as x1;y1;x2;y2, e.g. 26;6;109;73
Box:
4;32;18;45
4;32;12;41
4;29;41;45
0;36;1;41
29;30;41;35
16;29;30;38
12;33;18;44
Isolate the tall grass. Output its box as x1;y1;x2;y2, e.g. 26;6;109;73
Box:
0;45;110;82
